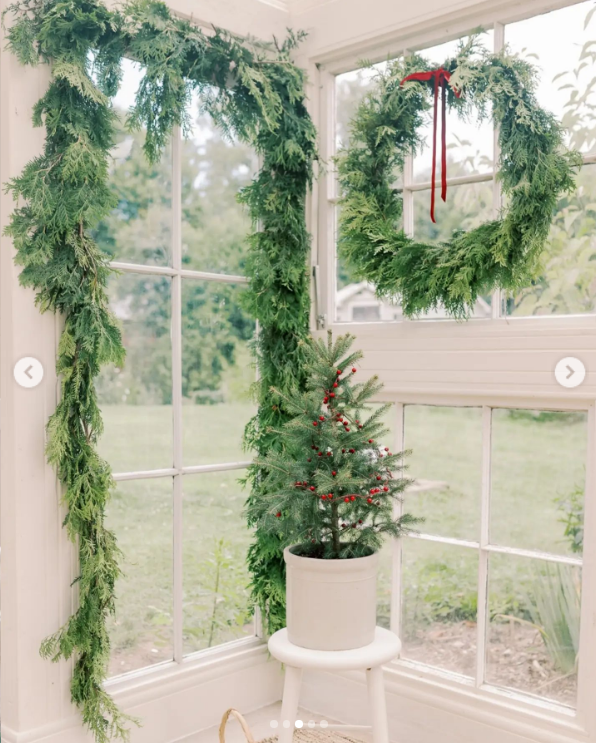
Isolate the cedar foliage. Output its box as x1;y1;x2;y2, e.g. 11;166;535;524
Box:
3;0;316;739
248;332;417;559
337;36;582;318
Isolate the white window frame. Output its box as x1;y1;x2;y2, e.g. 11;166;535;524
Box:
106;124;260;679
312;0;596;738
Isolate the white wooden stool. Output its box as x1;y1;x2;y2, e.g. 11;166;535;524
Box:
268;627;400;743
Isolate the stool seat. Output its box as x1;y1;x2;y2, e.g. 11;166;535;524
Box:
269;627;400;743
268;627;401;670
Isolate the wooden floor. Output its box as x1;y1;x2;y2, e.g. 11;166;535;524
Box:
186;703;370;743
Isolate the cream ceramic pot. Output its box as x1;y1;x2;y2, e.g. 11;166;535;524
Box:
284;546;379;650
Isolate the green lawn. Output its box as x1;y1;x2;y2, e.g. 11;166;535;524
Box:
101;403;586;702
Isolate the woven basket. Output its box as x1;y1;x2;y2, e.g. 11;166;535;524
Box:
219;709;256;743
219;708;364;743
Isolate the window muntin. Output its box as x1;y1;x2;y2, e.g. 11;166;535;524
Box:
397;404;586;710
97;59;256;678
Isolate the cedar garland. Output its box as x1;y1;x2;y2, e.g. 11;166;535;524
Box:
3;0;316;739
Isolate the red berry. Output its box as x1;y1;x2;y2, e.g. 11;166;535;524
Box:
350;495;356;501
332;471;337;477
328;493;333;499
303;481;308;486
377;476;382;481
321;495;327;500
367;498;373;504
313;421;318;426
351;523;356;528
352;368;357;373
310;486;316;491
342;523;346;528
333;382;338;388
337;369;342;375
379;454;383;458
358;519;363;524
345;427;350;432
384;447;389;452
388;452;392;456
323;397;329;404
318;452;323;457
344;497;350;502
368;439;374;444
330;392;335;398
342;448;346;453
319;415;325;421
276;512;282;517
349;448;355;453
307;458;312;462
358;425;363;429
311;445;316;450
327;451;332;456
383;486;389;492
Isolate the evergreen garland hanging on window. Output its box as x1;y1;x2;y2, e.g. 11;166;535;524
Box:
337;36;582;318
3;0;316;740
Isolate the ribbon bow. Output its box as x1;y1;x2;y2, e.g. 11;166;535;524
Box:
400;67;461;223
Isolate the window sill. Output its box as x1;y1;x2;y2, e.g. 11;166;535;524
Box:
106;635;269;706
383;658;587;742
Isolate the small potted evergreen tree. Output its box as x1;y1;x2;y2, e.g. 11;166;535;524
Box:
249;332;416;650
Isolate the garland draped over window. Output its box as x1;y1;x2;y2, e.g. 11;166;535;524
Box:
337;38;581;318
4;1;316;739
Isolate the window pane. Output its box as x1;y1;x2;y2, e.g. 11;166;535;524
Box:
97;273;173;473
181;91;257;274
414;180;493;244
336;208;404;324
404;406;482;541
107;478;173;676
336;63;389;151
486;553;580;707
182;281;256;466
413;181;493;319
401;538;477;677
505;1;596;155
413;33;494;182
506;164;596;316
490;409;587;556
377;541;393;629
183;471;253;655
335;65;404;324
95;59;171;266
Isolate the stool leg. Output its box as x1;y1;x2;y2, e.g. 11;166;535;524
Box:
366;666;389;743
279;665;302;743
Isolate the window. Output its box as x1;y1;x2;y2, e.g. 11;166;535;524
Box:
332;0;596;322
319;1;596;724
96;60;257;677
399;405;587;708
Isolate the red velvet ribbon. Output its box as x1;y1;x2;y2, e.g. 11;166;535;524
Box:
401;67;461;223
